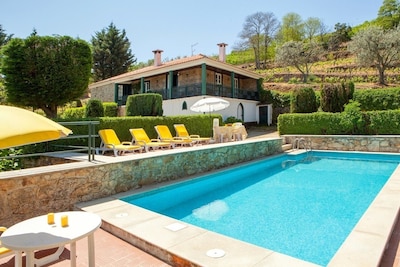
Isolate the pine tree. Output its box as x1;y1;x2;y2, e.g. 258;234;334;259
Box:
91;23;136;81
0;25;13;47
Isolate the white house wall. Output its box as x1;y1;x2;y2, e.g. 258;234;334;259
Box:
162;96;258;123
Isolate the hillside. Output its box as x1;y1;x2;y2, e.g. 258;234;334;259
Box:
235;52;400;93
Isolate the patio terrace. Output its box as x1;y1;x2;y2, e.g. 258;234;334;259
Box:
0;130;399;266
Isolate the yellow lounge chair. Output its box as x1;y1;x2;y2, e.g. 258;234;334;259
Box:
173;124;211;144
154;125;195;147
129;128;173;152
0;227;13;260
98;129;143;156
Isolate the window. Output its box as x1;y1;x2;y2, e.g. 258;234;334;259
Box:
215;73;222;85
234;78;239;89
118;85;123;100
173;73;179;87
144;81;150;92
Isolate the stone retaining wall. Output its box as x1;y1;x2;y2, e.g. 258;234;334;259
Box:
283;135;400;153
23;156;76;169
0;139;282;226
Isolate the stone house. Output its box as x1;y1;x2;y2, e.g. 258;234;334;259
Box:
89;43;272;124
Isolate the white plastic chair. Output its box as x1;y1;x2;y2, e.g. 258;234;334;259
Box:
232;122;243;141
0;227;14;260
213;119;224;143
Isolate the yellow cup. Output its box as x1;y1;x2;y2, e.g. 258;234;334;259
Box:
61;215;68;227
47;213;55;224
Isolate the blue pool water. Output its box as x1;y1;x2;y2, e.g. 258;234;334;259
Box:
122;151;400;266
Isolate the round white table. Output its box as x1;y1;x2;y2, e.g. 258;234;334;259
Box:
0;211;102;267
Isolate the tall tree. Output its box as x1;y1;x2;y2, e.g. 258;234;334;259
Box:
275;41;322;83
377;0;400;29
276;13;304;43
92;22;135;81
238;12;279;69
262;12;280;67
348;26;400;85
0;25;13;105
1;34;92;118
0;25;13;47
328;23;353;52
303;17;326;42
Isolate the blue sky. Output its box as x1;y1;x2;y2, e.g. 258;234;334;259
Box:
2;0;382;63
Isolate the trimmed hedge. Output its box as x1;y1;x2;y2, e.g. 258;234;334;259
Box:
368;110;400;134
60;101;117;119
290;87;318;113
60;107;85;119
353;87;400;111
278;112;342;135
320;82;353;113
103;102;118;117
126;94;163;116
85;99;104;117
278;110;400;135
57;114;222;147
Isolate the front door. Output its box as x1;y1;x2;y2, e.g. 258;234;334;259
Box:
259;106;268;125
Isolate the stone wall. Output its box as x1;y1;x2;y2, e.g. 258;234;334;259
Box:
22;156;76;169
0;139;282;226
283;135;400;153
90;83;115;102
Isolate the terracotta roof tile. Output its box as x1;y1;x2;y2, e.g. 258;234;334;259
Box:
96;54;207;83
89;54;261;88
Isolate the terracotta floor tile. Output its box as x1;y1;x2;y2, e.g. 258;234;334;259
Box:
0;228;170;267
379;215;400;267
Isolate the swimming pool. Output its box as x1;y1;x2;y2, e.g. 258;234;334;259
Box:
121;151;400;266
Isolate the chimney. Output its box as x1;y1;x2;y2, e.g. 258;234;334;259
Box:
217;43;228;62
152;49;163;66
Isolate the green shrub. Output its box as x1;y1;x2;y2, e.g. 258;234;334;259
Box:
290;87;318;113
339;101;366;134
260;89;274;104
0;148;22;171
278;109;400;135
60;107;85;119
346;81;355;99
224;116;242;124
126;93;163;116
85;99;104;118
368;110;400;134
53;114;223;148
103;102;118;117
270;91;291;124
271;91;291;108
353;87;400;111
320;83;353;113
98;114;220;142
278;112;342;135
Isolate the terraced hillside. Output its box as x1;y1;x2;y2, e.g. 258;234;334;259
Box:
236;53;400;92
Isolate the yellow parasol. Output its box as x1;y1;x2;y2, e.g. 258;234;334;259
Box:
0;105;72;149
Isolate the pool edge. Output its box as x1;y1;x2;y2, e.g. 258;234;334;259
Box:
77;197;320;267
76;150;400;267
328;163;400;267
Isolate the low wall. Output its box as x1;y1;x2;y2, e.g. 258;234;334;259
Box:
283;135;400;153
0;138;282;226
23;156;76;169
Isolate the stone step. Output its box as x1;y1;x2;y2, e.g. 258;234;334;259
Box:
282;144;292;151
